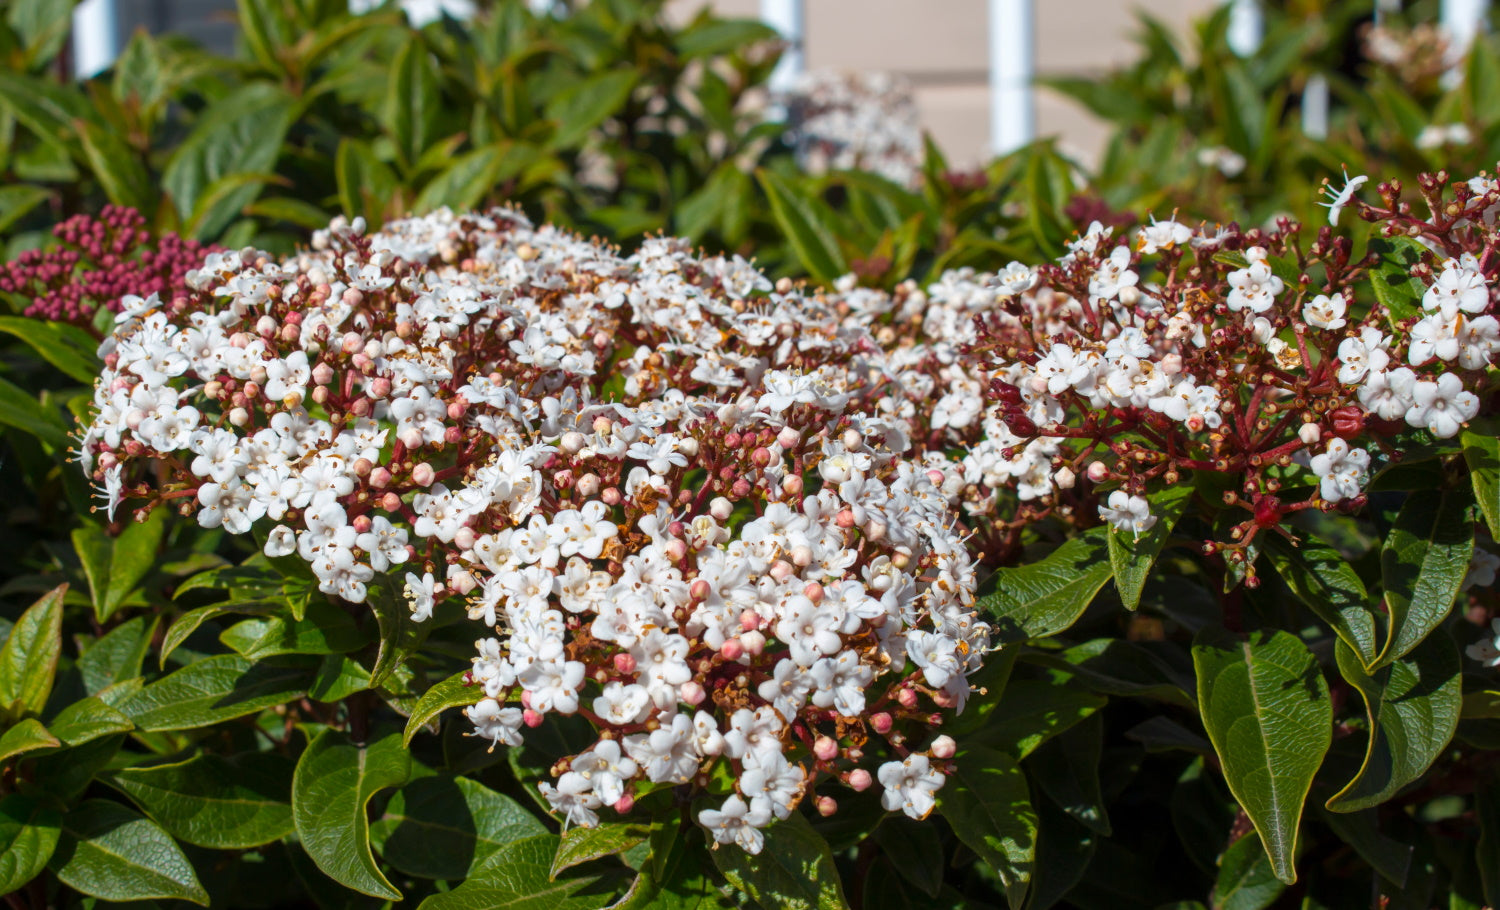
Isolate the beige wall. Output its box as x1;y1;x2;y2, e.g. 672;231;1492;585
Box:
667;0;1218;167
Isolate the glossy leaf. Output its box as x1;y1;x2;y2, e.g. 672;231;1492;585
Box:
1367;237;1428;326
403;668;479;745
551;821;653;879
1027;713;1111;835
1262;533;1380;670
417;833;609;910
101;509;168;621
76;119;151;211
1379;487;1473;666
0;793;61;896
0;315;97;383
1317;806;1411;886
1210;832;1285;910
386;35;443;168
0;583;64;719
755;169;849;287
938;744;1037;907
293;727;412;900
336;138;400;226
545;68;639;149
77;614;157;694
971;680;1105;760
1463;429;1500;539
0;717;58;763
1106;483;1194;611
48;799;208;905
711;811;848;910
117;654;317;731
370;774;546;881
1193;627;1331;884
109;752;294;849
1327;634;1461;812
978;529;1112;643
45;696;133;747
0;374;71;448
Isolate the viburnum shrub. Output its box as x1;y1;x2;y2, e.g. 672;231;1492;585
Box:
5;167;1497;908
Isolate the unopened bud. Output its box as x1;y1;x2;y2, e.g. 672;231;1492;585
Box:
576;473;601;495
804;581;824;603
370;467;392;489
740;630;766;656
522;709;544;728
664;539;687;562
352;515;372;534
228;407;249;427
680;681;706;706
813;736;838;761
560;431;585;454
781;475;804;497
897;688;918;709
721;639;744;660
1086;462;1108;483
871;712;894;734
710;497;733;520
846;769;872;792
614;653;637;674
930;735;957;759
816;796;838;817
454;526;476;549
777;427;801;449
380;492;402;512
740;609;761;632
1054;466;1076;490
613;792;635;814
601;487;622;506
1298;423;1321;446
412;463;436;486
400;428;425;449
690;579;712;601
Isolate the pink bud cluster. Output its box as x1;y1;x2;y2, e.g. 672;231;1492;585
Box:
0;206;216;327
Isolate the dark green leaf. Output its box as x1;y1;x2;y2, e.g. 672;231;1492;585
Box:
978;529;1112;643
675;18;779;58
228;599;367;660
1463;429;1500;539
0;793;60;895
871;815;945;898
0;374;70;448
1210;832;1285;910
0;583;65;719
1262;533;1380;669
308;654;373;702
293;727;412;900
336;138;400;226
711;811;848;910
551;821;652;879
545;68;639;149
77;614;157;694
118;654;317;731
1367;237;1428;327
76;119;152;211
412;144;508;214
0;184;52;235
1316;806;1411;886
971;680;1105;760
0;315;98;384
755;169;849;287
101;508;168;620
7;0;74;65
1478;770;1500;909
403;668;479;745
1193;627;1331;884
1027;713;1110;835
1327;633;1461;812
938;744;1037;908
386;35;443;168
370;774;545;881
417;833;610;910
109;752;293;849
1379;487;1473;666
49;799;208;905
1106;484;1194;611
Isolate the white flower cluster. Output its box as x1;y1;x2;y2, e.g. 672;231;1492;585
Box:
779;70;925;188
81;206;991;853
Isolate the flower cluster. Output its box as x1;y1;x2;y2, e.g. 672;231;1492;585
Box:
0;206;216;327
779;70;925;188
79;207;989;852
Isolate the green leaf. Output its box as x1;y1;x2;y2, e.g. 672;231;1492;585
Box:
7;0;74;65
1210;832;1286;910
76;118;152;211
160;83;298;237
1463;429;1500;539
0;583;65;719
369;576;426;688
871;815;945;898
1192;627;1331;885
293;727;412;900
412;144;509;215
386;35;443;169
45;696;134;747
1106;483;1194;611
118;654;317;731
100;508;168;621
77;614;157;694
0;793;61;895
1378;487;1473;666
1327;633;1461;812
228;599;367;660
0;374;70;448
711;811;848;910
755;169;849;287
978;529;1112;643
938;744;1037;908
971;680;1105;760
544;68;639;149
336;138;400;226
1316;806;1411;886
551;821;652;879
0;717;58;763
0;184;52;235
160;602;278;667
309;654;373;702
403;668;479;745
675;18;779;58
417;833;610;910
1262;533;1380;669
0;315;98;384
108;752;293;849
1368;237;1428;327
1027;713;1111;836
49;799;207;905
370;775;546;881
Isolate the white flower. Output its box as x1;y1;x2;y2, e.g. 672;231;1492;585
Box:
264;525;297;558
1424;257;1489;315
465;697;523;750
699;795;771;853
739;750;806;821
1136;217;1193;254
1358;367;1417;421
1308;438;1370;503
1465;618;1500;668
1098;491;1156;538
570;740;638;806
1226;249;1284;313
1463;549;1500;592
1405;372;1480;438
1302;293;1347;330
878;754;945;820
539;772;601;829
1337;328;1391;385
404;571;438;621
1320;168;1368;226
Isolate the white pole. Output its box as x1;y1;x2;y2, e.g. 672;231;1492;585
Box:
71;0;119;79
761;0;804;94
1302;73;1329;139
989;0;1034;156
1223;0;1262;56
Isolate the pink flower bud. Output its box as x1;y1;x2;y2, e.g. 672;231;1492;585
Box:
613;792;635;814
449;569;477;595
777;427;801;449
781;475;804;497
352;515;372;534
836;509;856;528
560;431;585;454
740;609;761;632
242;381;261;400
804;581;824;603
842;429;863;449
680;681;706;706
256;315;277;337
445;426;463;444
593;416;613;434
930;735;957;759
690;579;712;601
454;527;476;549
664;539;687;562
380;492;402;512
370;467;392;489
846;769;873;792
576;473;601;495
724;432;742;449
870;712;893;734
720;639;744;660
412;463;435;487
813;736;838;761
1087;462;1109;483
447;401;467;420
601;487;621;505
897;688;918;709
368;377;391;399
710;497;733;520
523;709;545;728
400;428;425;449
769;560;793;582
228;407;249;427
931;688;958;708
730;479;752;499
816;796;838;817
865;519;887;542
614;653;637;674
740;630;766;656
553;470;574;490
